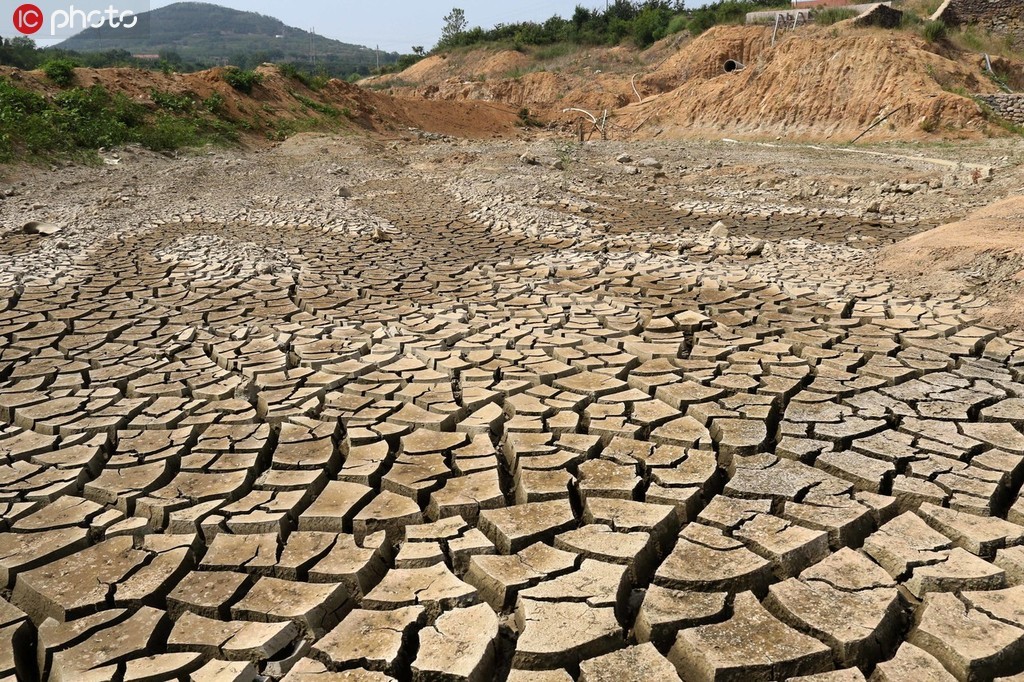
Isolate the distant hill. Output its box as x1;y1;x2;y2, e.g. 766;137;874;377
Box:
57;2;398;75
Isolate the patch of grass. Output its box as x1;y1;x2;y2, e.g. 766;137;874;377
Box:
814;8;857;26
533;42;576;61
948;25;1023;61
900;10;924;29
42;58;78;87
223;67;263;94
292;92;340;117
923;20;947;43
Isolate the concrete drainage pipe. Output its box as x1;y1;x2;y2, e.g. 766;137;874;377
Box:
724;59;745;73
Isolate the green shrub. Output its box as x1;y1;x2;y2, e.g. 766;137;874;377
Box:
223;67;264;94
924;20;947;43
814;8;857;26
42;58;78;87
309;74;331;90
203;93;227;114
278;63;314;88
151;89;195;113
632;6;672;47
667;15;689;35
136;114;201;151
53;86;135;148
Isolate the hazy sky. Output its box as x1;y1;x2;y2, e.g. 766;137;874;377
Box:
148;0;630;53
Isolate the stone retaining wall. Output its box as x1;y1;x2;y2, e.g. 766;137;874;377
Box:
976;93;1024;125
936;0;1024;46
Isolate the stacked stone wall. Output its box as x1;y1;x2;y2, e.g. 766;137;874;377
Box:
937;0;1024;46
975;93;1024;125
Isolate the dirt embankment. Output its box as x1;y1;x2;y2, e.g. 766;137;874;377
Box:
875;196;1024;325
617;26;1001;141
370;21;1022;142
2;62;523;141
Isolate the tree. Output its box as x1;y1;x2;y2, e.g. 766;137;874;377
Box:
441;7;467;44
412;46;425;56
158;49;183;66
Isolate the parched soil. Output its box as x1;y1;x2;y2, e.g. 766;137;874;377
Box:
1;134;1024;681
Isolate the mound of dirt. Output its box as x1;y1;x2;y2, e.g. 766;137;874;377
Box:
3;63;522;142
875;196;1024;325
367;48;532;86
617;26;1000;141
368;43;653;118
640;25;773;93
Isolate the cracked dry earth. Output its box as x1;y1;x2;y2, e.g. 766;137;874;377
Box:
1;135;1024;682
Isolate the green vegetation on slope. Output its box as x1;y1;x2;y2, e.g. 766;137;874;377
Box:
0;78;241;162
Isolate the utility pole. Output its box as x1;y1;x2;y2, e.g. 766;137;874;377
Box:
376;44;380;71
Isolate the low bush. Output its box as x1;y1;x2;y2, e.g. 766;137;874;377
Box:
0;78;238;162
223;67;263;94
42;58;77;87
151;89;195;113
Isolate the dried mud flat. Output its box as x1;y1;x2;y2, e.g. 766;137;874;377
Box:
1;133;1024;682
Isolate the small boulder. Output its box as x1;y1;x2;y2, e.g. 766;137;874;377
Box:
22;221;61;237
708;221;730;239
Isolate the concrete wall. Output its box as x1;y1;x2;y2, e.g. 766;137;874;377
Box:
935;0;1024;46
976;94;1024;126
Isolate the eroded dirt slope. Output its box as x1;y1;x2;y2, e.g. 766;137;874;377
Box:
876;196;1024;325
3;62;524;141
371;22;1022;142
